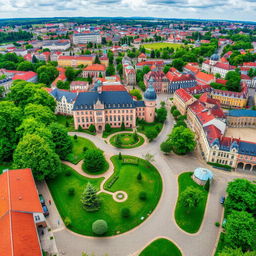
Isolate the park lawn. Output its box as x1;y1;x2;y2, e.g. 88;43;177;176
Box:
139;238;182;256
214;232;225;256
0;163;12;174
110;133;145;149
47;156;162;236
66;136;96;164
142;42;182;50
56;115;75;131
175;172;208;233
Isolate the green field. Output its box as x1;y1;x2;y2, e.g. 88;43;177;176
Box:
142;42;182;50
139;238;182;256
47;155;162;236
174;172;209;233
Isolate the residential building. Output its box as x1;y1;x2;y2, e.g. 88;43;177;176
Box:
42;40;71;51
144;70;169;93
123;58;136;86
70;81;89;92
50;88;77;115
73;33;101;45
83;64;106;78
226;109;256;128
0;168;45;256
57;55;94;67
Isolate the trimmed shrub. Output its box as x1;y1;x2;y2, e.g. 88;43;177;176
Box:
118;152;122;160
121;208;131;218
104;123;111;132
137;172;142;182
89;124;96;133
215;222;220;227
92;220;108;235
139;191;147;201
78;125;83;132
171;105;177;113
121;122;125;131
68;187;75;196
83;149;106;172
74;135;77;140
65;170;72;176
64;217;71;227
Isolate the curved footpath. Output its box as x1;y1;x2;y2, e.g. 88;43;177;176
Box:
38;111;255;256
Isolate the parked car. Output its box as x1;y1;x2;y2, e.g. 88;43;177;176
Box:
39;194;45;205
219;196;225;204
42;205;49;217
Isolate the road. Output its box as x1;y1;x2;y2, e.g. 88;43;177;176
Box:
38;107;255;256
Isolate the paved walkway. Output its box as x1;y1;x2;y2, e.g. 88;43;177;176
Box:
38;109;256;256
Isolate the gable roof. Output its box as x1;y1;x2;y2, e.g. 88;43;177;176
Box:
175;88;193;102
0;169;43;256
51;88;77;103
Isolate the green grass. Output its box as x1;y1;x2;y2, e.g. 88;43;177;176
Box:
102;127;133;138
110;133;145;149
66;136;97;164
137;122;163;138
0;163;12;174
139;238;182;256
175;172;208;233
47;156;162;236
56;114;96;135
214;232;225;256
142;42;182;50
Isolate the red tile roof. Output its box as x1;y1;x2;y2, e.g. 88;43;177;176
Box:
195;72;214;83
175;88;192;102
84;64;106;71
214;62;235;70
204;125;222;144
58;56;94;61
12;71;37;81
102;85;127;91
197;111;215;125
0;169;43;256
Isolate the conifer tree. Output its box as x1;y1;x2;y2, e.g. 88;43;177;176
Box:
80;183;100;212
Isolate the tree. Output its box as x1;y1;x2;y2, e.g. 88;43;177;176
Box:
83;149;106;172
81;183;100;212
38;72;51;86
118;152;122;160
49;123;72;160
139;191;147;201
0;101;22;161
225;211;256;252
106;64;115;76
104;123;111;132
172;58;185;71
0;86;5;98
145;129;158;141
17;61;34;71
129;89;142;100
94;55;101;64
219;248;256;256
172;109;181;118
225;179;256;214
115;134;122;147
65;67;76;81
137;172;142;182
92;219;108;235
156;107;167;123
121;122;125;131
168;126;196;155
160;141;172;154
89;124;96;133
142;65;151;75
150;50;155;58
180;186;204;212
23;103;55;125
57;80;70;90
13;134;61;181
133;131;138;141
215;73;221;79
248;68;255;78
121;208;131;218
37;65;58;85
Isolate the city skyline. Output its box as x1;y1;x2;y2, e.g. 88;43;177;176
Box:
0;0;255;22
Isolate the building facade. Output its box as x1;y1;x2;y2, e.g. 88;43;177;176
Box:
73;33;101;45
57;55;94;67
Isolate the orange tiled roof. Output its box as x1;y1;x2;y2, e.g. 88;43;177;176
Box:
195;71;214;83
84;64;106;71
0;169;43;256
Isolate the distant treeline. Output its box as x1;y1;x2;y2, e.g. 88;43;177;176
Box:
0;30;33;43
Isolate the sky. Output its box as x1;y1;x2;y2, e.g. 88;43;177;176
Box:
0;0;255;22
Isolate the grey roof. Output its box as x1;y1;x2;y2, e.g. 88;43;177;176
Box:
73;91;136;110
51;88;77;103
134;101;145;107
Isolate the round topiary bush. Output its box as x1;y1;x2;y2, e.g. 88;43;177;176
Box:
92;219;108;235
68;187;75;196
83;149;106;173
139;191;147;201
121;208;131;218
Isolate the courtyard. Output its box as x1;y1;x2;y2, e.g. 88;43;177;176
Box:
224;128;256;143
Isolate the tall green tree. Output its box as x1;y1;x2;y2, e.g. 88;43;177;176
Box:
168;126;196;154
0;101;22;161
24;103;56;125
80;183;100;212
180;186;204;211
65;67;76;81
49;123;72;160
225;211;256;252
13;134;61;181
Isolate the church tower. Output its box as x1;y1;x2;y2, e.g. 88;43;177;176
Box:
144;81;157;123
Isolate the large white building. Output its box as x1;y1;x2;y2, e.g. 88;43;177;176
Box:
73;33;101;45
42;40;71;51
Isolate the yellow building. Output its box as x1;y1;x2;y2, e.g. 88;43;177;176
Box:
57;56;94;67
